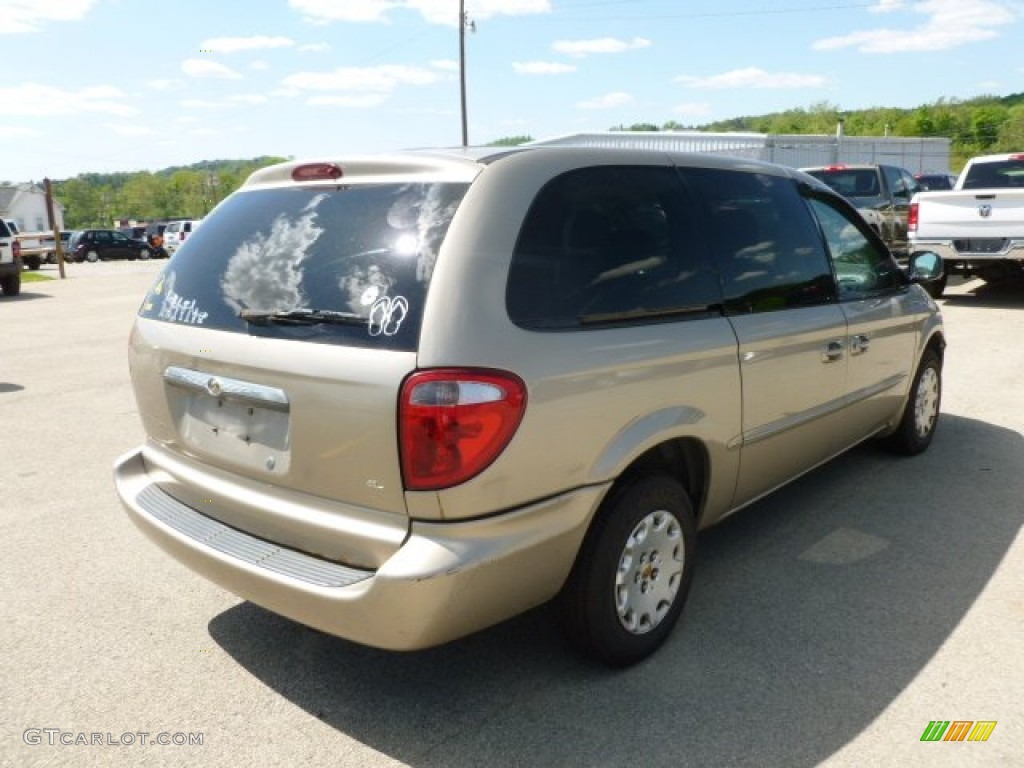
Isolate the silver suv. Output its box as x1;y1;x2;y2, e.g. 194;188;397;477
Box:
114;148;946;666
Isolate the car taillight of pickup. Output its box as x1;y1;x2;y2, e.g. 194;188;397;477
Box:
908;152;1024;297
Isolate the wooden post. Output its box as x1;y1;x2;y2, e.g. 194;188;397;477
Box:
43;178;65;279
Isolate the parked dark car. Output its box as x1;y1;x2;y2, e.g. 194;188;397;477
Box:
71;229;153;263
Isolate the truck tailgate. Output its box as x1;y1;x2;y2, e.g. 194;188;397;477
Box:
914;190;1024;239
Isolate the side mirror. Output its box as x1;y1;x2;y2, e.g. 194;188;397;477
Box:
909;251;943;282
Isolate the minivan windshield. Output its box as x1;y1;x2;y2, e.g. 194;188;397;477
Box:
139;182;469;351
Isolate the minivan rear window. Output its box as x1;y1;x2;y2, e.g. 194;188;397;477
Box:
139;182;469;351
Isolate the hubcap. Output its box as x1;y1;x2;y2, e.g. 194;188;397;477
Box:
914;367;940;438
615;509;685;635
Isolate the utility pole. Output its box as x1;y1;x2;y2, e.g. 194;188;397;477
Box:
459;0;474;147
43;178;65;279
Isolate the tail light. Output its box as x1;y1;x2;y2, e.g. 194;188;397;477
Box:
12;241;20;259
908;202;919;233
400;369;527;491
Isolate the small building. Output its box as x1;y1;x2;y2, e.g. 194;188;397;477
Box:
528;131;952;174
0;183;66;233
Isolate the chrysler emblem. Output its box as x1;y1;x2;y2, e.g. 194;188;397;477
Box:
978;204;992;218
206;377;223;397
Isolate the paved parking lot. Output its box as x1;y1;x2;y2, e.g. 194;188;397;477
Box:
2;261;1021;767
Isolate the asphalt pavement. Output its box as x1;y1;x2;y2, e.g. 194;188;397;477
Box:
1;261;1021;767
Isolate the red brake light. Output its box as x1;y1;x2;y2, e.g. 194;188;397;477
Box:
12;240;21;259
908;202;919;233
1010;154;1024;162
823;164;848;172
291;163;344;182
400;369;527;491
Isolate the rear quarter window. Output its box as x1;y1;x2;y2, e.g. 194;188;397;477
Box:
139;182;468;351
507;165;722;329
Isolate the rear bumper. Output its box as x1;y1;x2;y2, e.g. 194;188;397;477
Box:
113;447;605;650
910;237;1024;262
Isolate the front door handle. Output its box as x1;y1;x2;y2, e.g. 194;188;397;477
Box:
851;334;870;355
822;340;845;363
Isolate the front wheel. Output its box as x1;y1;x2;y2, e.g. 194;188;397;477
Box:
885;349;942;455
139;248;151;260
85;250;100;263
560;474;696;666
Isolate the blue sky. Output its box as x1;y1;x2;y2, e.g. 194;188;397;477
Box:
2;0;1022;181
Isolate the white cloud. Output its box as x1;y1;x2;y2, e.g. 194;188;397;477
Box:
298;42;331;52
513;61;576;75
406;0;551;25
182;58;243;79
0;83;138;117
0;0;96;34
869;0;905;12
577;92;633;110
288;0;550;26
282;65;439;92
306;94;390;108
289;0;398;23
814;0;1016;53
431;59;459;72
675;67;828;89
250;60;270;71
553;37;650;57
200;36;295;53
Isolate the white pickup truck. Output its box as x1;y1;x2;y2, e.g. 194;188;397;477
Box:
3;219;60;270
908;152;1024;296
0;218;21;296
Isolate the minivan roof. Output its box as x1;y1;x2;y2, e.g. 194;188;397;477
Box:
242;146;805;190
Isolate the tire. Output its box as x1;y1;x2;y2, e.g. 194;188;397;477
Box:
1;272;21;296
85;250;100;263
885;348;942;455
26;256;41;270
560;474;696;666
139;248;151;260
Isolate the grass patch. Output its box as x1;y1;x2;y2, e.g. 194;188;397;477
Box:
21;271;55;283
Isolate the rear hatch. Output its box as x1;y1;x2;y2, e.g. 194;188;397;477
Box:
131;164;474;560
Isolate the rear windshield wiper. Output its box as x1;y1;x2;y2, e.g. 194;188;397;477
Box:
239;308;368;327
579;304;722;326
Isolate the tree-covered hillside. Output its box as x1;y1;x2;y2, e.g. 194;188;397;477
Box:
55;93;1024;227
56;156;288;228
613;93;1024;170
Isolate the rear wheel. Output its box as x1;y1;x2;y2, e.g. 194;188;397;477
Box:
560;474;696;666
885;349;941;455
1;272;21;296
25;256;41;270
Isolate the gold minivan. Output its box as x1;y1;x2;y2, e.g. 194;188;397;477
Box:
114;148;946;666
